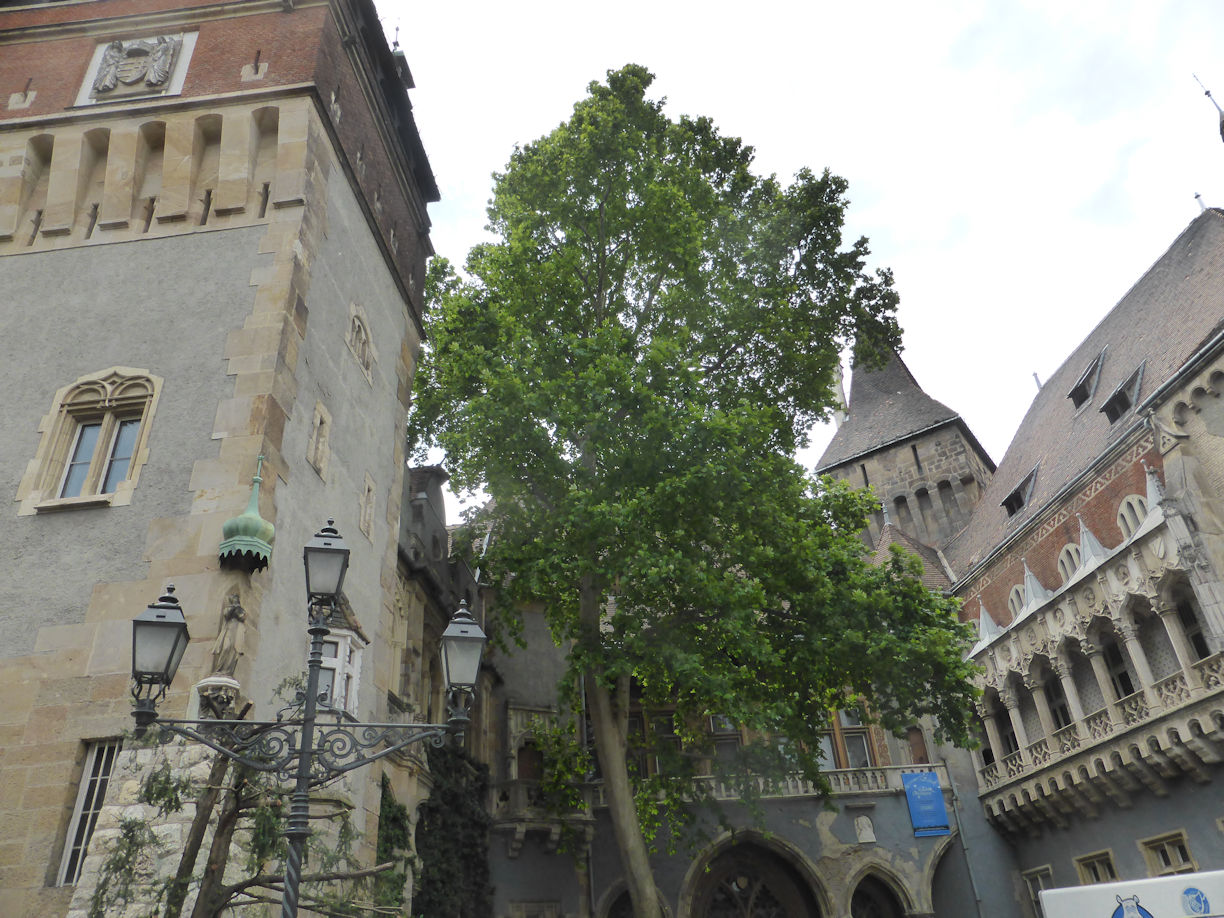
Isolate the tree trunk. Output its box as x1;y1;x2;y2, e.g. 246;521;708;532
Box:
579;577;663;918
190;766;250;918
165;752;232;918
575;849;592;918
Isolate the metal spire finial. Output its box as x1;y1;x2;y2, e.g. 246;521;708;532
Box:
1193;73;1224;143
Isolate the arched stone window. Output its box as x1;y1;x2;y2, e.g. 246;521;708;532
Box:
17;367;162;514
1117;494;1148;540
346;303;375;380
850;875;905;918
1057;544;1082;583
1007;585;1026;620
689;843;821;917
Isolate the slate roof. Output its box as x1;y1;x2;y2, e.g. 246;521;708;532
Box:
943;209;1224;579
408;465;448;494
871;524;952;591
815;352;962;471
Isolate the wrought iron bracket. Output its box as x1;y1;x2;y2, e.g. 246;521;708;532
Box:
139;715;455;786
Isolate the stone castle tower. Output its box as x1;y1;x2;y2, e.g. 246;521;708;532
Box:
0;0;438;913
816;352;995;550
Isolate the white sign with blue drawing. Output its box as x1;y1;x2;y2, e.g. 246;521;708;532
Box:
1040;869;1224;918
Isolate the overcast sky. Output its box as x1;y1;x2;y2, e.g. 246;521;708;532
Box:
376;0;1224;507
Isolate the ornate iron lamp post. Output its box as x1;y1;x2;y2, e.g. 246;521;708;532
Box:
130;519;486;918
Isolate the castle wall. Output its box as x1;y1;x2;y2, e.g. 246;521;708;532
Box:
0;0;437;908
0;226;266;657
1007;771;1224;894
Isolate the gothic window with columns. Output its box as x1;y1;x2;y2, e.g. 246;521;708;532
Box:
1046;679;1072;729
1007;585;1026;620
1057;544;1081;583
1117;494;1148;540
17;368;161;514
1104;641;1135;698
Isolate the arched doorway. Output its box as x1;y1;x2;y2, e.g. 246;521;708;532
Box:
850;875;905;918
689;843;821;917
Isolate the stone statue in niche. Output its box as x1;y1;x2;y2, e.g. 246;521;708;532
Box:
92;36;182;95
854;814;876;843
210;592;246;677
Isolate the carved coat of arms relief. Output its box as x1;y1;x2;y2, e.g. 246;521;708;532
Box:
87;35;185;101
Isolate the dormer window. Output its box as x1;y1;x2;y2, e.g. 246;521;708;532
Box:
1007;585;1026;619
1117;494;1148;540
1100;363;1144;424
1057;544;1082;583
1002;466;1038;517
1068;347;1106;410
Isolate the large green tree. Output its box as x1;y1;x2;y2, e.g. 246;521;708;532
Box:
409;65;977;918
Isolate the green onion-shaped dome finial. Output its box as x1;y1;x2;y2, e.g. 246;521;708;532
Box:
219;455;275;573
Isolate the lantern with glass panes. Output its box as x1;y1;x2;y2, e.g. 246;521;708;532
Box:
128;520;486;918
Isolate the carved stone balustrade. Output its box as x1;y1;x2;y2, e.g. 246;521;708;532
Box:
1084;709;1114;740
977;653;1224;836
1027;738;1051;767
1052;724;1081;755
693;763;950;800
1118;690;1151;726
1154;672;1192;707
1001;751;1026;779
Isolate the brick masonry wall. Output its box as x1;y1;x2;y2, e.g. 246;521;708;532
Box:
959;437;1159;626
0;0;432;308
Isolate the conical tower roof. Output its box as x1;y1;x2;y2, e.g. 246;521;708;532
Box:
816;352;961;470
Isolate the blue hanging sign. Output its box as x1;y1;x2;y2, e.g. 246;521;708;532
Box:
902;771;951;837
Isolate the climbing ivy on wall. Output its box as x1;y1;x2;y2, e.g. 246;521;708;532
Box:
411;743;492;918
374;775;413;909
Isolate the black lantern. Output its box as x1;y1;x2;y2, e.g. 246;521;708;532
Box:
440;600;487;691
131;585;190;696
303;519;349;602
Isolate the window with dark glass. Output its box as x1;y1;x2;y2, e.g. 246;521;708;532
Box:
60;415;142;498
58;739;122;885
1178;600;1210;660
1046;679;1071;730
1100;363;1144;424
820;709;875;769
1104;642;1135;698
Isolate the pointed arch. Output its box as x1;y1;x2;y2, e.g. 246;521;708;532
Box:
845;863;916;917
678;831;827;918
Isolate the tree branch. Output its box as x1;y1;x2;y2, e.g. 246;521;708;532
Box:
218;860;396;901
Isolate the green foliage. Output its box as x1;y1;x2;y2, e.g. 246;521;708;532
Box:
87;745;397;918
412;743;492;918
90;817;163;918
140;758;193;817
244;792;287;877
408;63;978;909
373;775;413;909
528;716;595;853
